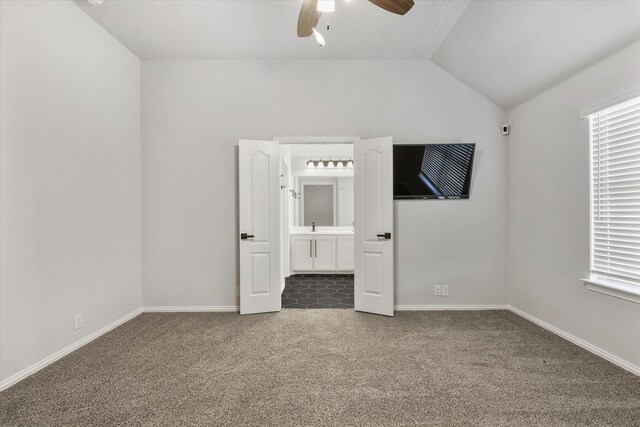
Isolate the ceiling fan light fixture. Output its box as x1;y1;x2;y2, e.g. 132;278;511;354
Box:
312;28;326;48
317;0;335;12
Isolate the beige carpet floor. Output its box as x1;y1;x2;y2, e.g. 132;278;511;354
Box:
1;310;639;426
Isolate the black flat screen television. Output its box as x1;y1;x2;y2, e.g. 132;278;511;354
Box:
393;144;475;200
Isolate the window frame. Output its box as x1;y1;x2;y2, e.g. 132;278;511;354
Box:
581;94;640;304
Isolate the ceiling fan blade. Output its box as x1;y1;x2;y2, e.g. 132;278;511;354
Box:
368;0;414;15
297;0;322;37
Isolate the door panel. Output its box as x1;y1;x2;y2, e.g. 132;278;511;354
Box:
363;252;383;294
239;139;281;314
354;137;394;316
250;151;271;242
363;150;383;242
250;253;270;295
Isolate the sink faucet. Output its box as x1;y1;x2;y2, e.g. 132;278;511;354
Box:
312;221;316;232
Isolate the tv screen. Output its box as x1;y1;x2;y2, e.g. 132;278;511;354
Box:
393;144;475;200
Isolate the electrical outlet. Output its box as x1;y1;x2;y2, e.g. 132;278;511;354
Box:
74;313;82;331
442;285;449;296
434;285;442;296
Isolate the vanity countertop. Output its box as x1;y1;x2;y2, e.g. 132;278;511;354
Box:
290;227;354;235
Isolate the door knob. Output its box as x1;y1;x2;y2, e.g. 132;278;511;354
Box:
240;233;255;240
377;232;391;240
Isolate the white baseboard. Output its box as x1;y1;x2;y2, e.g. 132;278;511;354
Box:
395;304;509;311
508;306;640;377
143;306;239;313
0;307;143;391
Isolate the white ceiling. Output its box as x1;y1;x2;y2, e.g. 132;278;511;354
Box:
75;0;469;60
432;0;640;109
75;0;640;109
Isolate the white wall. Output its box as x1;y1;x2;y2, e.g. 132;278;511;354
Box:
507;41;640;369
142;60;508;308
0;1;142;383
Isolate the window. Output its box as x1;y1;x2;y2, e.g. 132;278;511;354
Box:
588;95;640;300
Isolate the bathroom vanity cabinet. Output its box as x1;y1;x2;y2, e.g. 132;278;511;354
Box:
290;231;354;273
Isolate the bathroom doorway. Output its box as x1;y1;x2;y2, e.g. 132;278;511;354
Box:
238;136;394;316
278;141;355;309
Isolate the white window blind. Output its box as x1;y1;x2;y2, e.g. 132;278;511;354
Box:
590;95;640;284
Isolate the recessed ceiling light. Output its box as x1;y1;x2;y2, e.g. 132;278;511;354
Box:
86;0;104;6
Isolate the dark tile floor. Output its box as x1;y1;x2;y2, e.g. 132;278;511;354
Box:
282;274;354;309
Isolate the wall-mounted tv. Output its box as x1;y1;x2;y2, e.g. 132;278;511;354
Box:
393;144;475;200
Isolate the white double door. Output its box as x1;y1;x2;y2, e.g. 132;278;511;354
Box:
239;137;394;316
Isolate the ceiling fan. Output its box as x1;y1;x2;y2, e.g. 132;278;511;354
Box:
297;0;415;39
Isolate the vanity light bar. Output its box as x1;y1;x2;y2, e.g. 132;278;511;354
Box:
306;159;354;168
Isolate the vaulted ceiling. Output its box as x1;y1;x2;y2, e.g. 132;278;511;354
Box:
76;0;640;109
432;0;640;108
74;0;469;60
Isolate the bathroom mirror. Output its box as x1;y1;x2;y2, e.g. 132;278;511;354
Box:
303;184;335;226
294;177;354;227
